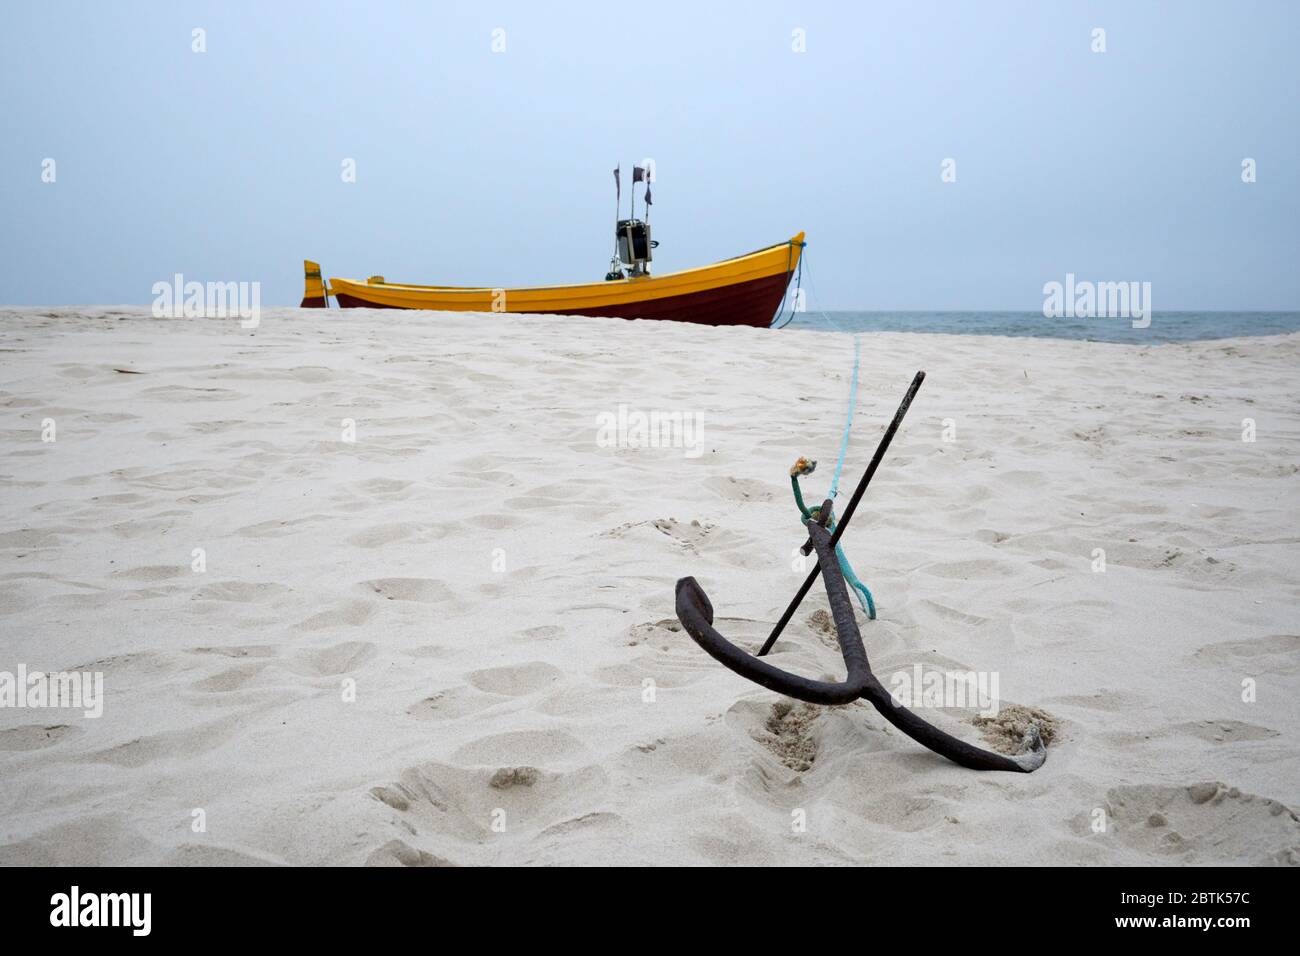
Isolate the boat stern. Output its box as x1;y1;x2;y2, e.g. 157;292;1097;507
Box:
300;260;329;308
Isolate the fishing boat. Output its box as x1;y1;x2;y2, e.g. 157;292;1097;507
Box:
301;166;804;328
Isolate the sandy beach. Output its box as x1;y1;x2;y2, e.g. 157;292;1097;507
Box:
1;306;1297;866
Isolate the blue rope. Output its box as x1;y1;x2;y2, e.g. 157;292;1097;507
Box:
829;336;875;617
831;516;877;619
829;335;860;499
790;333;877;619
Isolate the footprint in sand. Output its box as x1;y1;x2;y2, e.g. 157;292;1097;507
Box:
536;811;628;843
0;723;81;751
0;527;67;550
1101;782;1300;865
1174;719;1279;744
364;759;611;863
186;420;244;436
110;565;185;582
346;524;416;548
843;789;953;835
599;518;765;567
78;716;242;769
358;577;454;603
351;477;417;500
466;662;562;696
624;618;682;646
703;475;781;503
191;662;268;693
592;654;716;690
719;697;845;777
0;815;147;866
515;624;564;642
52;364;102;380
1030;557;1071;570
139;385;241;403
235;516;329;539
291;640;375;676
163;844;285;866
67;649;186;682
406;686;505;722
1193;634;1300;675
912;600;991;628
295;599;375;630
754;700;823;772
194;580;291;603
365;839;457;867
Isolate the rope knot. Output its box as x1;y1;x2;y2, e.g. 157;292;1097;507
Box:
789;456;817;478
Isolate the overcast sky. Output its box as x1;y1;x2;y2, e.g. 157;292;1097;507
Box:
2;0;1296;308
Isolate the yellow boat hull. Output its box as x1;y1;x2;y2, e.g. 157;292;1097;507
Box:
302;233;804;328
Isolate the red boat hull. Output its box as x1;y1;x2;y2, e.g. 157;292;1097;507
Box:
321;268;794;329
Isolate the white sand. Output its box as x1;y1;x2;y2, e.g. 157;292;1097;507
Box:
1;306;1297;866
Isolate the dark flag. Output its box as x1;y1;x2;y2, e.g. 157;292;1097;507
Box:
644;183;652;206
613;165;620;200
633;165;645;183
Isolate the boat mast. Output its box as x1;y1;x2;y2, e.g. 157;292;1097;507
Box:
607;165;626;281
613;164;621;258
608;162;654;280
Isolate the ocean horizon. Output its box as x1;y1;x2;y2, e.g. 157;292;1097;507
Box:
785;310;1300;343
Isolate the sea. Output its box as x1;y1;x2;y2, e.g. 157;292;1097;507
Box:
783;311;1300;344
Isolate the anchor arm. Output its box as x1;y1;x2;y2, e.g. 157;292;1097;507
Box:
676;521;872;705
858;675;1047;773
